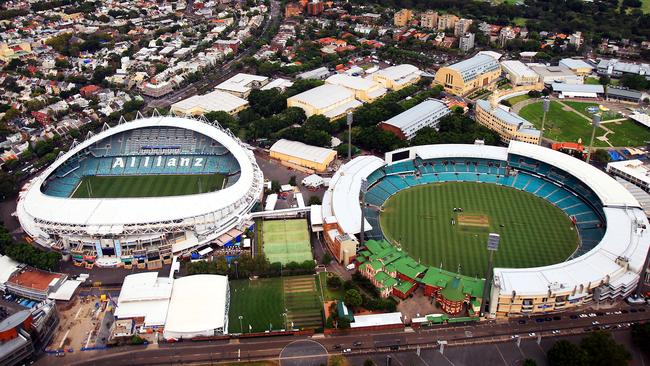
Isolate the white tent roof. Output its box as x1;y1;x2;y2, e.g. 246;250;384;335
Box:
351;312;403;328
114;272;173;327
48;279;82;301
270;139;336;164
163;275;229;338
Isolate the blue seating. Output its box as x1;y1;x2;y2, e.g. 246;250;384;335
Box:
513;174;531;190
535;182;557;198
523;178;544;194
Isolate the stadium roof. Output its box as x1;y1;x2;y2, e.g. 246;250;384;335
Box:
382;99;450;130
392;143;509;162
18;116;261;229
322;155;386;234
270;139;336;164
287;84;356;110
114;272;172;327
508;141;637;207
163;275;229;338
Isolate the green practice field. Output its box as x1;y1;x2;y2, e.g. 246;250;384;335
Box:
379;183;579;277
228;275;323;333
518;101;650;147
71;174;226;198
261;219;313;265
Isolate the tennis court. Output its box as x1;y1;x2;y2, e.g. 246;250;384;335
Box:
262;219;313;265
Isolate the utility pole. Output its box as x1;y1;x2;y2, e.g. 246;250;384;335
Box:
347;112;353;160
539;98;550;146
586;114;601;164
483;233;500;314
359;178;368;248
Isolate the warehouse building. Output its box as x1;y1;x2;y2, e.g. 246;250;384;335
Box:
475;100;540;144
551;83;603;98
434;54;501;96
214;73;269;98
379;99;451;140
286;84;362;120
270;139;337;173
529;64;582;85
297;66;330;80
170;90;249;116
372;64;421;91
500;60;539;85
606;87;643;104
559;59;594;76
325;74;387;102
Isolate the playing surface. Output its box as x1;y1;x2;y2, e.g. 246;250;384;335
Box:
71;174;226;198
379;182;579;278
228;276;323;333
262;219;313;265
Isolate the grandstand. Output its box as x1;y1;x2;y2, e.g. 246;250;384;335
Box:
322;142;650;318
17;116;264;270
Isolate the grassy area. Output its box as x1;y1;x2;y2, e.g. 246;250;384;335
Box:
317;272;344;301
519;101;650;146
229;275;323;333
585;77;601;85
512;17;528;26
560;101;620;121
505;94;531;105
380;183;578;277
71;174;226;198
262;219;313;265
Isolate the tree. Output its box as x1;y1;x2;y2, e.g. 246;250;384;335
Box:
337;317;351;329
270;180;280;193
326;274;342;288
592;149;610;163
631;322;650;354
288;175;296;186
620;74;648;90
308;196;322;205
522;360;537;366
205;111;238;132
599;76;611;85
580;331;631;366
248;89;287;117
547;340;588;366
363;359;376;366
343;289;363;307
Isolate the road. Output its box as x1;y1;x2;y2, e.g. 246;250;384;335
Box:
40;304;650;366
145;0;281;112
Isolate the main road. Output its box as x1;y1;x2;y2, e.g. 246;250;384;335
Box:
144;0;281;112
41;305;650;366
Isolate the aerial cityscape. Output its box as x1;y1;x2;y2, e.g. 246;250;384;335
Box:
0;0;650;365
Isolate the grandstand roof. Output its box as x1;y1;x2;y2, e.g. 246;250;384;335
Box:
322;155;386;235
508;141;637;207
163;275;229;338
18;116;262;229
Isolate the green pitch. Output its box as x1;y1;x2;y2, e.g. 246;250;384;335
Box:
71;174;226;198
379;182;579;278
261;219;313;265
518;101;650;147
228;276;323;333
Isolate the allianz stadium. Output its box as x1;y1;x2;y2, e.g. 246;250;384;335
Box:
323;141;650;317
17;115;264;268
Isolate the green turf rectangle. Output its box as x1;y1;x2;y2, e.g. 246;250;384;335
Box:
71;174;226;198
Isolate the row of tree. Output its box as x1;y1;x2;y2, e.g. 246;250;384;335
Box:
0;224;61;271
185;252;316;278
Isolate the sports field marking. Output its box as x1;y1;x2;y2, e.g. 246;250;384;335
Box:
457;213;489;228
71;174;227;198
262;219;313;265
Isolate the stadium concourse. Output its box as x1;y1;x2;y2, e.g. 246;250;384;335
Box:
322;141;650;318
16;115;264;270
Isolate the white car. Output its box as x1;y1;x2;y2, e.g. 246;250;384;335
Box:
592;321;600;325
588;313;597;317
552;330;561;334
627;295;646;305
579;314;588;318
529;332;536;337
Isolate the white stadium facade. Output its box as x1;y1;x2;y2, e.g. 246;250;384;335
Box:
323;141;650;318
16;116;264;268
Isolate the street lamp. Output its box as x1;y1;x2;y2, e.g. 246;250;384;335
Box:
538;98;550;146
482;233;500;314
586;114;601;164
360;178;369;248
347;112;353;160
239;315;244;334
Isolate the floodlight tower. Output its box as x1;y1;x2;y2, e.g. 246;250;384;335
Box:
482;233;500;313
538;98;550;146
586;114;601;164
359;178;369;248
347;112;353;161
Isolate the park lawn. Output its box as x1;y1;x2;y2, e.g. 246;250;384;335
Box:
505;94;531;105
71;174;226;198
379;183;578;277
561;101;620;121
602;120;650;147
